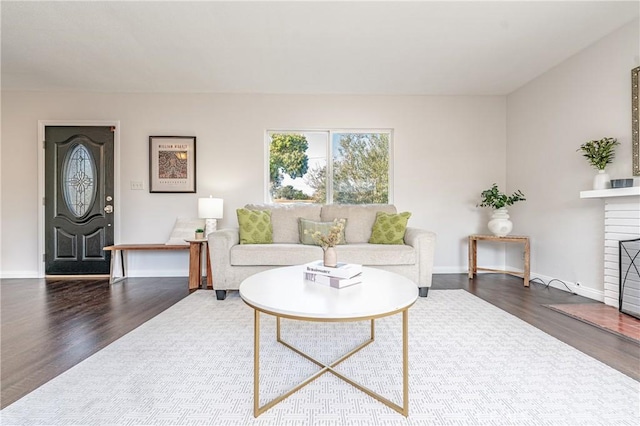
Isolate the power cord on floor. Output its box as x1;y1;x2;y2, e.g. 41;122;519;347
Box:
530;277;578;295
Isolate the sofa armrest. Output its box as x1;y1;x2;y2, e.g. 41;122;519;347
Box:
403;227;435;248
208;228;239;289
404;227;437;288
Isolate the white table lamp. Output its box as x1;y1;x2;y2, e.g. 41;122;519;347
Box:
198;196;223;237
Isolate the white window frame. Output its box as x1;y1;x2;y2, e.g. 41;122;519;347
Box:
265;129;394;204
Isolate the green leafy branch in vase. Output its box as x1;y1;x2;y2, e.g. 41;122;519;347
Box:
577;137;619;170
478;184;526;210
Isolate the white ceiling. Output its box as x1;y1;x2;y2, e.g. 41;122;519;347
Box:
2;1;638;95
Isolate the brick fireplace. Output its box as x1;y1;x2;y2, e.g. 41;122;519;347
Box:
580;186;640;308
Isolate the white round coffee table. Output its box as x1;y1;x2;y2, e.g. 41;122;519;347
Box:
239;265;418;417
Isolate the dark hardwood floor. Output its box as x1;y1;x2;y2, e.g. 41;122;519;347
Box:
1;277;190;409
1;273;638;410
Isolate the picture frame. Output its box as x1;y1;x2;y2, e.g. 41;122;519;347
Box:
149;136;196;193
632;66;639;176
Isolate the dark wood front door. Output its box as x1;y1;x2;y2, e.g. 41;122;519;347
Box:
44;126;115;275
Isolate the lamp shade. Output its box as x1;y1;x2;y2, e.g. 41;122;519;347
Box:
198;197;223;219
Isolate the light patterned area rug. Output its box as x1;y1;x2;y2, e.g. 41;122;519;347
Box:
1;290;638;425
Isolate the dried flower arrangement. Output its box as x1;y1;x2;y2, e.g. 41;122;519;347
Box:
306;219;346;249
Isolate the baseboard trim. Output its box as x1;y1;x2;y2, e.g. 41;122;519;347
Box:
434;266;468;274
125;270;188;278
45;275;110;280
528;272;604;302
434;265;517;274
1;271;40;279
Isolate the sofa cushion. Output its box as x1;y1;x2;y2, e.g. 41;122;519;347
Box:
245;203;322;243
369;211;412;244
321;204;397;243
237;209;273;244
298;218;347;246
231;243;321;266
335;243;416;265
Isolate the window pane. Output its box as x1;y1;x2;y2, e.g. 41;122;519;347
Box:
63;144;96;217
266;130;391;205
332;133;389;204
268;132;328;203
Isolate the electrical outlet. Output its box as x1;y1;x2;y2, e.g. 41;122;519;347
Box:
130;181;144;190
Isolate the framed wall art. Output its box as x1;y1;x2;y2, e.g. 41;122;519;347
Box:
632;66;639;176
149;136;196;193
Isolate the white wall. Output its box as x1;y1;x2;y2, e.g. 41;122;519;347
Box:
1;93;507;277
506;19;640;300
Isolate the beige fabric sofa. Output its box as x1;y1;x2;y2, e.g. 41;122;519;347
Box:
208;203;436;300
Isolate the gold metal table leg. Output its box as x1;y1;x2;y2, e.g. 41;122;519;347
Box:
252;309;409;417
403;309;408;415
253;310;260;418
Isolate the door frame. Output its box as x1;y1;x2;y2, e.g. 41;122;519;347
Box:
37;120;121;278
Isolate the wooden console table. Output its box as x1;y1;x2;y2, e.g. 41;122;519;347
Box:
103;243;212;290
468;234;530;287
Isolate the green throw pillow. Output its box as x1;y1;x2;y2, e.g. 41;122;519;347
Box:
368;211;411;245
237;208;273;244
298;218;347;246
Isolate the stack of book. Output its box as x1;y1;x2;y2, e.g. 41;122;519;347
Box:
303;260;362;288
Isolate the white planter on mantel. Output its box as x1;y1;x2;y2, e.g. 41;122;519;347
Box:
592;170;611;190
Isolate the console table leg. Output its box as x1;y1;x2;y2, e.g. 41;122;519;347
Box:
109;250;126;284
524;238;531;287
206;243;213;289
119;250;125;278
468;237;477;279
108;251;117;284
188;242;202;290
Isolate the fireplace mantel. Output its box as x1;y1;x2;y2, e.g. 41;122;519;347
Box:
580;186;640;199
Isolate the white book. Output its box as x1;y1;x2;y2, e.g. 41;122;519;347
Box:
304;271;362;288
304;260;362;279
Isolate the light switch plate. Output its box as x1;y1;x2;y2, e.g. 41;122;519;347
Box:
130;181;144;190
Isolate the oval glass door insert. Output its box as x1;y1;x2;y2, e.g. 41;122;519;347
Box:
63;144;96;217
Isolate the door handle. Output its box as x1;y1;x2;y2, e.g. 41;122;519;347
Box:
104;205;113;214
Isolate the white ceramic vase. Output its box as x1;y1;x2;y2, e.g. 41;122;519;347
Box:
593;169;611;190
323;246;337;267
488;207;513;237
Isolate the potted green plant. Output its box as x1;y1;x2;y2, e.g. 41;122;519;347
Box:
478;184;526;237
577;137;619;190
195;228;205;239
